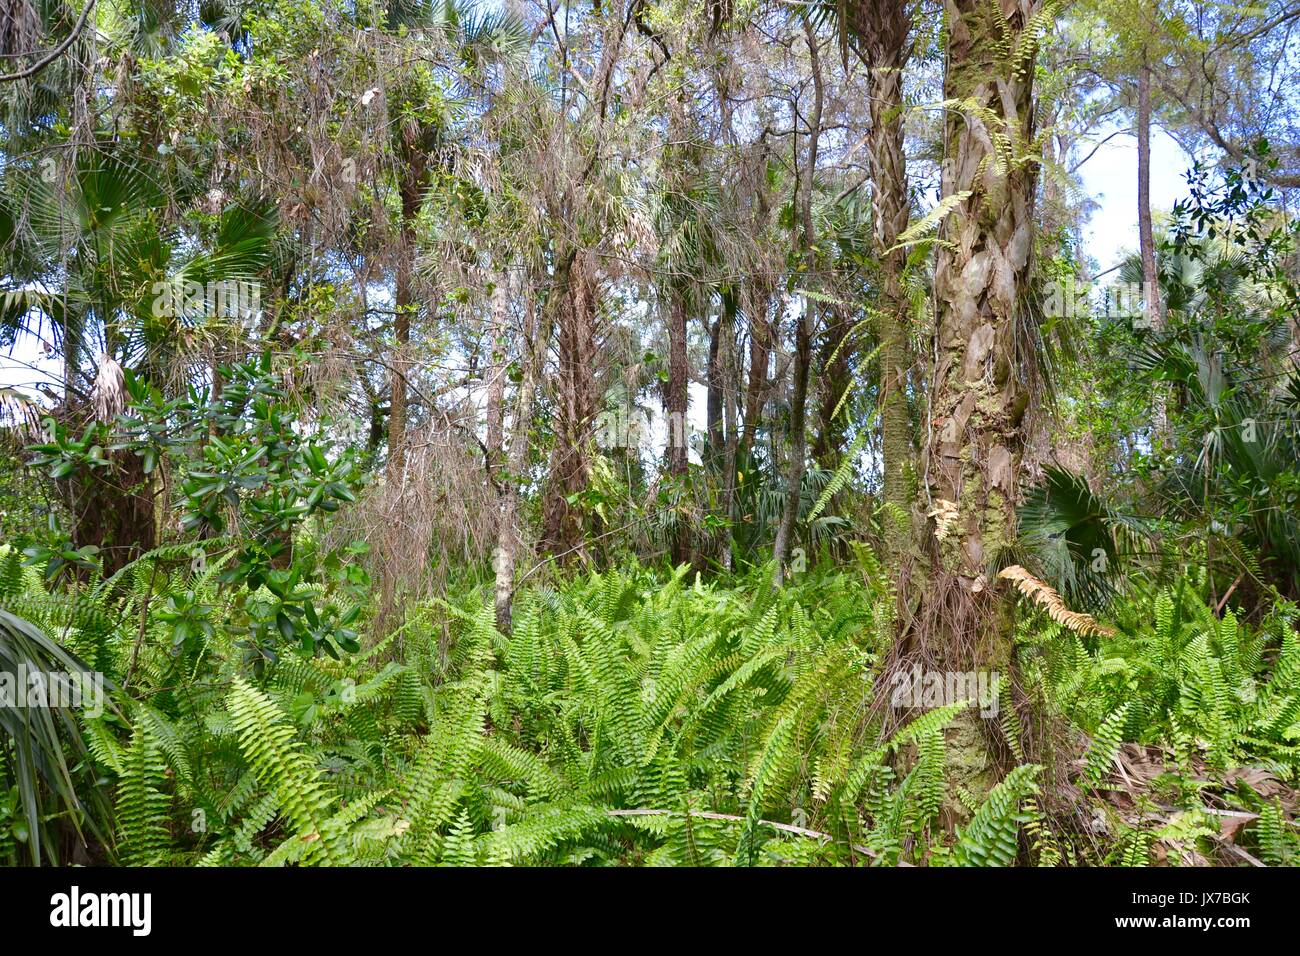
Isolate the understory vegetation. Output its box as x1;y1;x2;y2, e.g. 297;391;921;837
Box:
2;0;1299;868
3;544;1299;866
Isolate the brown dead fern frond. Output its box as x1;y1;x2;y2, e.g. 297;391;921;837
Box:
998;565;1117;638
927;498;960;541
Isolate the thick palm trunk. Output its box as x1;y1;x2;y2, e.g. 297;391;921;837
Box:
913;0;1045;817
73;452;157;578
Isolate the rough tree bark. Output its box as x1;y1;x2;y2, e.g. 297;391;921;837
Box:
485;269;509;516
540;249;599;563
813;303;854;472
706;302;726;469
911;0;1045;820
720;296;741;572
739;282;772;464
855;0;915;558
665;288;690;476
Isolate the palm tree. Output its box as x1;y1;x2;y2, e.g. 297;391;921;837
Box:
842;0;921;558
909;0;1052;818
0;147;275;572
653;96;730;566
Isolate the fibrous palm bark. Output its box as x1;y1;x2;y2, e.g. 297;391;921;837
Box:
912;0;1047;817
852;0;915;558
540;249;599;563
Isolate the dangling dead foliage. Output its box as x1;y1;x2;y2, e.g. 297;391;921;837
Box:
0;0;42;59
323;415;496;624
998;565;1117;637
90;353;125;424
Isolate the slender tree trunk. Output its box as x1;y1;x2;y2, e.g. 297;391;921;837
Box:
665;288;690;480
720;298;741;572
773;304;814;586
1137;57;1167;438
740;283;772;463
773;24;824;586
665;286;691;564
859;0;915;558
706;304;725;468
912;0;1046;820
813;303;853;471
660;88;696;567
495;284;544;634
485;269;509;519
485;274;508;456
388;182;420;478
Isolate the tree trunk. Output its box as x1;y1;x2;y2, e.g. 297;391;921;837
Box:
1137;57;1167;438
912;0;1046;820
739;283;772;464
485;269;509;520
485;273;508;458
665;288;690;480
859;0;915;558
773;24;824;586
494;284;545;634
666;285;691;564
388;182;420;478
720;296;741;572
773;304;814;586
706;303;726;468
72;451;157;578
540;249;599;563
813;303;853;471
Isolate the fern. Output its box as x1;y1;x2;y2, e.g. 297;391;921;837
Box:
226;677;352;865
948;764;1042;867
115;722;171;866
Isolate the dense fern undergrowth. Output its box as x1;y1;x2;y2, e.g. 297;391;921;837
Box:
2;543;1297;867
